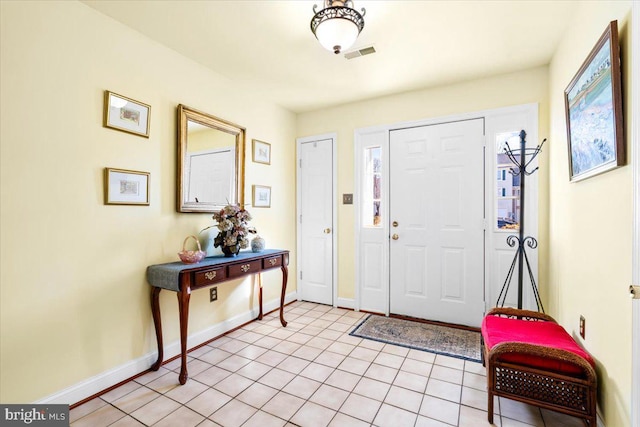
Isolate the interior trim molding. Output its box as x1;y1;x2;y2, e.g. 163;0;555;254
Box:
34;291;298;406
336;297;355;309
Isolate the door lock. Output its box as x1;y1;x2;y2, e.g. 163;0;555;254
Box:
392;234;399;240
324;228;331;234
630;285;640;300
392;221;399;227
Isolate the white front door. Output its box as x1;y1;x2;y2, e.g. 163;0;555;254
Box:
389;119;485;327
298;137;334;305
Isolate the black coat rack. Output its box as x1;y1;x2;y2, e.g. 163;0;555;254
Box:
496;130;546;312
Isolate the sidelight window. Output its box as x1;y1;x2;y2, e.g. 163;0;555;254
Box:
363;146;382;227
496;132;520;230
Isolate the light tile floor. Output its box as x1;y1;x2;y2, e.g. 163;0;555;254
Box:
70;301;585;427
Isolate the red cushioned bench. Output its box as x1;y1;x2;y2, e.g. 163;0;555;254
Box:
481;307;597;426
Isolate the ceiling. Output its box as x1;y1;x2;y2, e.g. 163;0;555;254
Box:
82;0;578;114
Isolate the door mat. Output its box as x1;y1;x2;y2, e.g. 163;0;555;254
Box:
350;314;482;362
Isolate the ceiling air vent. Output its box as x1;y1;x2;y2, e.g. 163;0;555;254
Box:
344;45;376;60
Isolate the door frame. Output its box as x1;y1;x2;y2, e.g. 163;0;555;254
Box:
354;104;539;319
296;133;338;307
631;2;639;425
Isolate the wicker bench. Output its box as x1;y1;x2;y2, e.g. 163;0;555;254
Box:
481;307;597;426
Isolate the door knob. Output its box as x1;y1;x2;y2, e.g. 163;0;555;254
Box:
392;234;399;240
631;285;640;299
392;221;399;227
324;228;331;234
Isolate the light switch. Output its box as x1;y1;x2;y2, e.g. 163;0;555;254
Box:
343;194;353;204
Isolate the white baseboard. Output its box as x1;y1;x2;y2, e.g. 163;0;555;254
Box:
336;297;355;310
35;291;298;405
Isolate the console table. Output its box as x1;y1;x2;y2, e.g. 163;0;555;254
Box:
146;249;289;384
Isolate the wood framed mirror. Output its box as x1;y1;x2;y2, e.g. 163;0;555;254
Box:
177;105;245;212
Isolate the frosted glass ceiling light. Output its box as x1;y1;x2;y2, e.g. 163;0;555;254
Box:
311;0;365;54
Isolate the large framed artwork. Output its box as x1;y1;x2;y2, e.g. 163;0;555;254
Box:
564;20;624;182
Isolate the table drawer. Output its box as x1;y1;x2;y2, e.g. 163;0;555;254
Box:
194;267;226;287
262;255;282;269
228;260;261;278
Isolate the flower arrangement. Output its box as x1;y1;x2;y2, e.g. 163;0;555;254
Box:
205;204;255;257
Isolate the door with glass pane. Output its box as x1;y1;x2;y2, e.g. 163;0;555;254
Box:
389;119;485;327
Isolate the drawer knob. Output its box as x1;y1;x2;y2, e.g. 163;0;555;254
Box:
269;259;277;266
240;264;251;273
204;271;217;280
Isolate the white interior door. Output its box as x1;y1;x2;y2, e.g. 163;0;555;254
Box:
298;137;334;305
389;119;485;327
187;148;234;205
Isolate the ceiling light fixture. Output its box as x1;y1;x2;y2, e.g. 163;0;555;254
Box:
310;0;366;55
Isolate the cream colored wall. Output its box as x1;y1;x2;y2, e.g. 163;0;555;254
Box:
548;2;633;426
0;1;297;403
297;66;550;301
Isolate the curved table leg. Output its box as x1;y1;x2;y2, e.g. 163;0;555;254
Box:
279;265;288;327
177;288;191;384
258;273;263;321
150;287;163;371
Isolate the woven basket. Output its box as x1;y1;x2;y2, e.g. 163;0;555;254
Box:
178;235;205;264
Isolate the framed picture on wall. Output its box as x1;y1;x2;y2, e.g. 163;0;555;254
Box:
564;20;624;182
104;91;151;138
252;139;271;165
252;185;271;208
104;168;150;205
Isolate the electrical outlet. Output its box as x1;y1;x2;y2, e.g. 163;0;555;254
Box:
579;315;585;339
210;287;218;302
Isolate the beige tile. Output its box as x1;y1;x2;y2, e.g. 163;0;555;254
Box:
325;369;361;392
435;354;465;370
153;406;205;427
430;365;464;385
134;367;172;385
499;397;544;427
464;360;486;376
381;343;410;357
339;393;382;423
314;350;347;368
236;360;272;381
392;370;429;393
257;368;295;390
242;410;287;427
111;386;161;414
373;403;418;427
309;384;350;411
419;395;460;425
326;341;356;355
337;357;370;375
262;391;305;420
164;378;208;404
179;358;215;377
462;370;486;391
130;395;181;425
236;344;268;360
292;345;324;361
320;314;341;322
306;336;334;350
192;365;232;387
256;349;289;367
363;363;398;383
352;377;391;401
72;403;125;427
100;382;142;404
384;385;424;412
461;385;498;415
70;398;108;423
349;347;379;362
400;358;433;376
336;334;362;346
219;338;249;354
108;415;145;427
199;348;233;365
317;329;342;341
299;362;335;382
273;340;302;355
290;401;337;427
210;399;257;427
310;319;333;329
255;336;283;349
283;375;322;400
287;332;313;345
254;324;278;335
540;409;585;427
270;327;295;340
164;355;193;371
278;356;311;375
185;388;231;417
328;412;370;427
145;370;181;394
236;382;279;408
213;373;254;397
236;331;263;344
357;338;386;351
407;349;436;364
327;322;352;333
374;352;405;369
217;354;252;372
414;415;452;427
425;378;462;403
301;325;325;336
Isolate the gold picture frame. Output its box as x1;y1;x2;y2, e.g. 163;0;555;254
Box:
104;167;150;205
252;185;271;208
252;139;271;165
103;90;151;138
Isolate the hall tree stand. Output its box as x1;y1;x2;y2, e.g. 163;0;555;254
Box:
146;249;289;384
